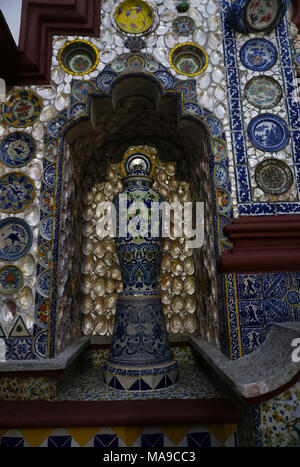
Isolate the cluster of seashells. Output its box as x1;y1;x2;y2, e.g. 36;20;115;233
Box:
80;156;198;336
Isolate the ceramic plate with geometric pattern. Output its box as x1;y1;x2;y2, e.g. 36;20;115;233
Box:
2;90;42;127
255;158;293;195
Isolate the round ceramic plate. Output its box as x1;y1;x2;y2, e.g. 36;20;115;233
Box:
37;241;52;268
2;90;43;128
47;116;68;138
215;163;229;186
205;116;223;137
240;38;277;71
43;164;56;187
37;269;51;298
40;214;53;241
0;265;23;295
183;102;203;117
173;80;197;102
144;54;159;72
34;298;50;329
40;188;54;215
44;139;58;163
255;158;293;195
248;114;289;152
96;72;117;92
0;172;35;214
0;132;36;168
217;188;232;213
33;330;48;358
115;0;154;35
170;43;208;76
126;53;145;71
245;75;283;109
68;103;85;119
154;70;174;89
212;138;227;161
72;80;98;103
245;0;280;33
172;16;195;36
58;40;99;75
0;218;33;261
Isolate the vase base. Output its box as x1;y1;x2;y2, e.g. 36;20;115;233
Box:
104;360;179;391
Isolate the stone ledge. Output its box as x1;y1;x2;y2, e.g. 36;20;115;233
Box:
0;337;90;373
189;322;300;401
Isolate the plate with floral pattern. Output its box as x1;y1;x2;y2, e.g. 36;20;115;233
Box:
44;139;58;163
245;76;282;109
248;114;289;152
240;38;277;71
255;158;293;195
0;132;36;168
0;172;35;214
37;241;52;268
72;80;98;103
0;218;33;261
0;265;23;295
2;90;42;127
40;188;54;215
172;16;195;36
35;298;50;329
115;0;154;35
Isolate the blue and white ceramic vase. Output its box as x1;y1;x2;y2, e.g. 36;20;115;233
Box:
227;0;287;34
104;147;178;391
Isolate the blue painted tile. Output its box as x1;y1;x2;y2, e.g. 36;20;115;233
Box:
235;166;251;203
141;433;164;448
240;327;267;355
238;203;276;216
237;274;262;299
262;273;287;298
264;299;291;324
5;338;35;360
232;131;247;164
238;300;265;326
276;202;300;214
223;39;237;68
291;131;300;163
94;434;118;448
278;40;293;67
48;436;72;447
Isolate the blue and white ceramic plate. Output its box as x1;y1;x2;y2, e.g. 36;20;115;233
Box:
47;116;68;138
240;38;277;71
205;116;223;137
43;164;56;187
183;102;203;117
248;114;289;152
0;265;23;295
0;217;33;260
214;163;229;186
37;269;51;298
96;72;117;92
0;172;35;214
68;102;86;119
154;71;174;89
0;132;36;168
37;241;52;268
40;215;53;241
33;329;48;358
44;139;57;163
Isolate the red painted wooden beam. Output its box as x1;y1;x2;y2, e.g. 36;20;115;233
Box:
217;215;300;273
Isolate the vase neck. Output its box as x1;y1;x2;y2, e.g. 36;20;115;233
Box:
122;175;154;189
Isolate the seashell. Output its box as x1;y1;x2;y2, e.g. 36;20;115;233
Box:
116;281;123;293
171;259;183;276
28;161;42;180
40;105;56;122
25;205;40;227
19;254;35;277
160;273;171;291
165;162;176;177
18;286;33;310
103;252;114;268
111;266;121;281
55;92;69;111
94;191;105;204
81;295;93;315
162;239;172;252
158;169;168;183
94;296;105;314
104;241;116;253
82;239;94;256
170;241;181;258
183;243;194;257
165;31;178;49
80;276;93;294
81;257;94;275
172;295;184;314
82;314;94;335
83;205;94;221
104;181;114;196
161;292;171;305
183;315;198;334
169;315;182;334
106;278;115;293
94;241;105;259
95;261;107;276
184;257;194;275
181;191;191;203
83;191;94;205
94;315;108;335
185;295;196;314
161;252;172;271
159;183;169;199
184;276;195;295
180;181;189;192
169;179;179;191
105;293;118;310
94;278;106;296
169;191;181;204
172;277;183;294
82;221;94;237
108;315;115;335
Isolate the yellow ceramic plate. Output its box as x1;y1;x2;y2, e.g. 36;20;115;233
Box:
115;0;154;34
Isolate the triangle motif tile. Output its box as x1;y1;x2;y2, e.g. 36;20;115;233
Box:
9;316;31;338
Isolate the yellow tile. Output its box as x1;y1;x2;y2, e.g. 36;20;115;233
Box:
160;425;192;445
20;428;53;447
204;423;237;445
112;426;143;446
67;427;100;446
